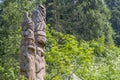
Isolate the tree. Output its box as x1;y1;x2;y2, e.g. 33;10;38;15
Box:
105;0;120;45
46;0;114;45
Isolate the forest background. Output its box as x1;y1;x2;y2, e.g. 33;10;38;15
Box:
0;0;120;80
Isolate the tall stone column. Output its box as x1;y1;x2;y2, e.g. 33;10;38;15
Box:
32;5;46;80
20;12;36;80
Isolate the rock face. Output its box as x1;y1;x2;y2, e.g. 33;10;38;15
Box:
20;5;46;80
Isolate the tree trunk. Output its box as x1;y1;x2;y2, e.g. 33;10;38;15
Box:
20;5;46;80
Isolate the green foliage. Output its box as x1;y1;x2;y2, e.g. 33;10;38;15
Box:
45;25;93;80
45;25;120;80
0;23;120;80
105;0;120;46
46;0;114;45
0;0;45;80
0;0;120;80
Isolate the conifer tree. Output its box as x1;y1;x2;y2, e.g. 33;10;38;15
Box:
46;0;114;44
106;0;120;45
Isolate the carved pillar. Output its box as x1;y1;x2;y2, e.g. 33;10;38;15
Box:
32;5;46;80
20;5;46;80
20;12;36;80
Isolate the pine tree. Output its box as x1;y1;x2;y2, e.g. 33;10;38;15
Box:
105;0;120;45
46;0;114;44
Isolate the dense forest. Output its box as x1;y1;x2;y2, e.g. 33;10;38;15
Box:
0;0;120;80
